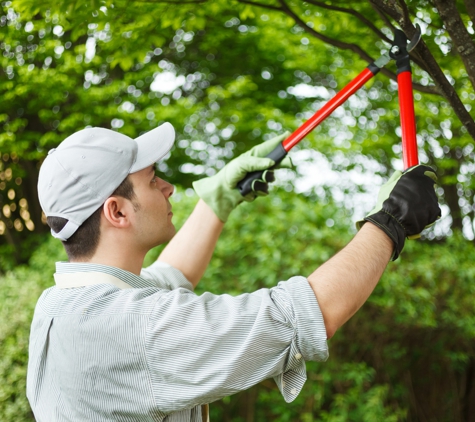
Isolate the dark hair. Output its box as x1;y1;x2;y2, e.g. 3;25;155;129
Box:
47;176;137;261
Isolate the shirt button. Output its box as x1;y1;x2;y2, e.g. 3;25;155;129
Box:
290;388;297;395
295;353;302;360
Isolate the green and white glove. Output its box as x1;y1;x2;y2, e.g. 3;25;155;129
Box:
356;164;441;260
193;133;293;222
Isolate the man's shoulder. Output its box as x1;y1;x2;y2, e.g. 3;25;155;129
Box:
33;283;163;319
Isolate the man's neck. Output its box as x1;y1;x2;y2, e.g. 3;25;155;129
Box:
72;247;147;276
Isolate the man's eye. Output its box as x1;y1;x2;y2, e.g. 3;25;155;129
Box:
151;176;158;183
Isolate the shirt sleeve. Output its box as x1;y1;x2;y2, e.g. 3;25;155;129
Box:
272;276;328;402
140;260;194;291
144;275;328;412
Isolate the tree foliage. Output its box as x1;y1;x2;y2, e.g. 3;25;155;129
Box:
1;0;474;263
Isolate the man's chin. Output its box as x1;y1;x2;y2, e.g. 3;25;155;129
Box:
168;225;177;240
162;225;177;243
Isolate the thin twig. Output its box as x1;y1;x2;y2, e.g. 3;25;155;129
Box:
236;0;282;12
279;0;376;59
396;0;412;27
370;1;397;32
277;0;439;94
368;0;401;29
303;0;392;44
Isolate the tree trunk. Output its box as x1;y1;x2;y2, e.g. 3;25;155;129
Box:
442;169;464;232
462;358;475;422
431;0;475;91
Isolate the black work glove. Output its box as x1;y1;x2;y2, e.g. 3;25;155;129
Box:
356;165;441;260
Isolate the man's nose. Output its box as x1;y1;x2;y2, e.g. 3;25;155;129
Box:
160;179;175;197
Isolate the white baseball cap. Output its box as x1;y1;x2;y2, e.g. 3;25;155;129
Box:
38;123;175;241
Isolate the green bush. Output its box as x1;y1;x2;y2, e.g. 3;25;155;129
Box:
0;236;66;421
2;189;474;421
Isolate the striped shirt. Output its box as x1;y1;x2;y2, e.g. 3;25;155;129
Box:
27;260;328;421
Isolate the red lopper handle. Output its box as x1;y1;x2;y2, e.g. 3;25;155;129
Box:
397;71;419;170
282;67;376;151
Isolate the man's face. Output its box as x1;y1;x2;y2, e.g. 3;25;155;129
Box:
128;165;176;249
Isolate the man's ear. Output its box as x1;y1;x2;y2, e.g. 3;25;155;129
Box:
102;196;134;228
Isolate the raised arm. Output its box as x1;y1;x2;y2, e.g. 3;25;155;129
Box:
158;134;292;287
308;223;392;338
309;165;441;339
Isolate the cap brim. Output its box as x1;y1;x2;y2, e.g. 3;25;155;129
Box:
130;122;175;173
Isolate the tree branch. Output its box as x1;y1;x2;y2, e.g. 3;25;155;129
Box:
302;0;392;44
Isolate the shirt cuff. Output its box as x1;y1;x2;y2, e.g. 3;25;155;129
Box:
141;261;194;291
271;276;329;402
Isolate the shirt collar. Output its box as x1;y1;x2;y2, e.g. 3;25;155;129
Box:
55;262;156;289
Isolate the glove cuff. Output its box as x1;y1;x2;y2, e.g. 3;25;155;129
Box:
364;211;406;261
193;178;243;222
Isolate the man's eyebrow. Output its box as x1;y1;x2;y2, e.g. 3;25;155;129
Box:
148;165;155;174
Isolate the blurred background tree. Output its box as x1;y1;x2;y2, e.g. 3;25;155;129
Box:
1;0;475;420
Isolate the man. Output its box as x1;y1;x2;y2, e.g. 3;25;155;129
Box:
27;122;440;421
